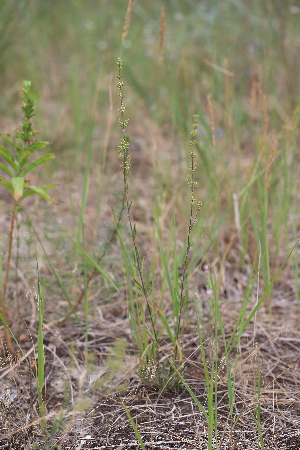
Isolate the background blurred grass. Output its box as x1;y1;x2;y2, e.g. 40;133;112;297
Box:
2;1;299;124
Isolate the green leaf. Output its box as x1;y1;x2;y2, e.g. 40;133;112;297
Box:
121;401;147;450
133;277;143;292
30;142;50;151
0;163;12;177
22;153;56;176
12;177;24;200
0;146;18;171
0;177;13;195
158;309;176;346
0;134;15;148
38;183;59;191
21;183;59;197
21;185;58;205
19;149;31;170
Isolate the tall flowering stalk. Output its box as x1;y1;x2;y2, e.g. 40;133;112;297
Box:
175;115;202;356
117;59;158;360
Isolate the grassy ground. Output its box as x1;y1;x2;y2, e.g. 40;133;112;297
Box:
0;1;300;448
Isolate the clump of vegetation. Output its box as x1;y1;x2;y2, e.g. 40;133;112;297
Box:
116;58;204;388
0;81;57;352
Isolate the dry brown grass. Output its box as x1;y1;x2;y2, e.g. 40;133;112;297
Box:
0;111;299;448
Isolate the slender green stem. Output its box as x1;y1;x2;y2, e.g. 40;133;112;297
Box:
117;58;158;354
37;273;47;433
1;199;17;353
175;115;202;359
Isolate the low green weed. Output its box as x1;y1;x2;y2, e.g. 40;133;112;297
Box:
0;81;57;352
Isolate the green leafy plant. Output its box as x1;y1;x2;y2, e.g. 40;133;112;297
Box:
0;80;57;351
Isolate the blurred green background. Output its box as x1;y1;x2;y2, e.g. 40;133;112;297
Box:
0;0;299;276
1;0;299;135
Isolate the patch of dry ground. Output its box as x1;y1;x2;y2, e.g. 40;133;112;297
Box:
0;122;299;449
1;289;300;449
